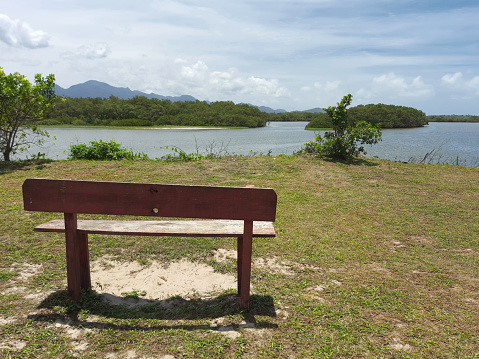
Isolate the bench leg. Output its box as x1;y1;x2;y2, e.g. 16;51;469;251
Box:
77;232;91;291
237;236;243;295
238;220;253;308
64;213;91;302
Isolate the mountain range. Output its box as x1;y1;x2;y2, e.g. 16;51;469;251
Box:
55;80;324;114
55;80;197;103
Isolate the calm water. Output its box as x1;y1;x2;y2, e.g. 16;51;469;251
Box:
366;122;479;166
18;122;479;167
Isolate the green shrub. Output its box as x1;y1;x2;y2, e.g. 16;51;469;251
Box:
302;94;382;160
68;140;149;160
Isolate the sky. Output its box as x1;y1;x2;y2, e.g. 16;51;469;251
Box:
1;0;479;115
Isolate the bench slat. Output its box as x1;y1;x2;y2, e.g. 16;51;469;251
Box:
34;219;276;237
23;179;277;221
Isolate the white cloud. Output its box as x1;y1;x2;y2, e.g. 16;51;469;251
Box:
175;60;289;99
78;43;111;59
174;58;188;64
245;76;289;97
181;61;209;83
300;80;345;107
0;14;49;48
441;72;479;95
356;72;434;104
61;43;111;60
209;68;244;93
314;81;341;92
470;77;479;94
441;72;463;86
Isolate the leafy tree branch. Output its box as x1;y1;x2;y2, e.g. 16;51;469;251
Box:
0;68;56;161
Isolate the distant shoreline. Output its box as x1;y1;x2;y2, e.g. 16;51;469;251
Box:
39;125;242;130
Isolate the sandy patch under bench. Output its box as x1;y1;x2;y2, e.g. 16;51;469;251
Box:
91;256;237;305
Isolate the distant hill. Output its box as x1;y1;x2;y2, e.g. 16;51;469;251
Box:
302;107;326;113
54;80;324;113
242;103;286;113
255;106;287;114
55;80;197;102
248;104;324;114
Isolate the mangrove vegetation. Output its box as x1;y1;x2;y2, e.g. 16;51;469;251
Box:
306;103;428;130
426;114;479;122
43;96;268;128
41;96;434;130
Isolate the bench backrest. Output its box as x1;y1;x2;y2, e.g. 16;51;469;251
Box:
23;178;277;222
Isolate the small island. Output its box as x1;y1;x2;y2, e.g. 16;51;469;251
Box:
305;104;428;130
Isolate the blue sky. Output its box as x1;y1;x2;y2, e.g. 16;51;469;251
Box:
1;0;479;114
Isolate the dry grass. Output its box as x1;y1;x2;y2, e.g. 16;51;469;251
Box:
0;155;478;358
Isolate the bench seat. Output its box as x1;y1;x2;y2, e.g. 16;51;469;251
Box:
35;219;276;237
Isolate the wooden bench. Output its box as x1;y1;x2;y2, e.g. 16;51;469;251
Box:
22;178;277;308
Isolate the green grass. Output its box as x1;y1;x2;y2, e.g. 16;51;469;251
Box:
0;155;478;358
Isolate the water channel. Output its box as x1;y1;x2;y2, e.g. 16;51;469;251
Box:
17;122;479;167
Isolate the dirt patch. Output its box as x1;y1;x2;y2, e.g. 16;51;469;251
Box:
406;234;437;247
103;351;175;359
3;250;290;310
368;262;392;276
91;256;237;306
213;249;295;275
253;257;295;275
0;340;27;350
10;262;43;280
210;317;269;340
0;316;16;325
389;338;413;352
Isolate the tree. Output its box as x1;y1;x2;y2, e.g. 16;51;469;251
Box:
303;94;382;160
0;68;56;161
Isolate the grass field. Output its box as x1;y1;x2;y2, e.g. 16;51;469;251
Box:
0;155;478;358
